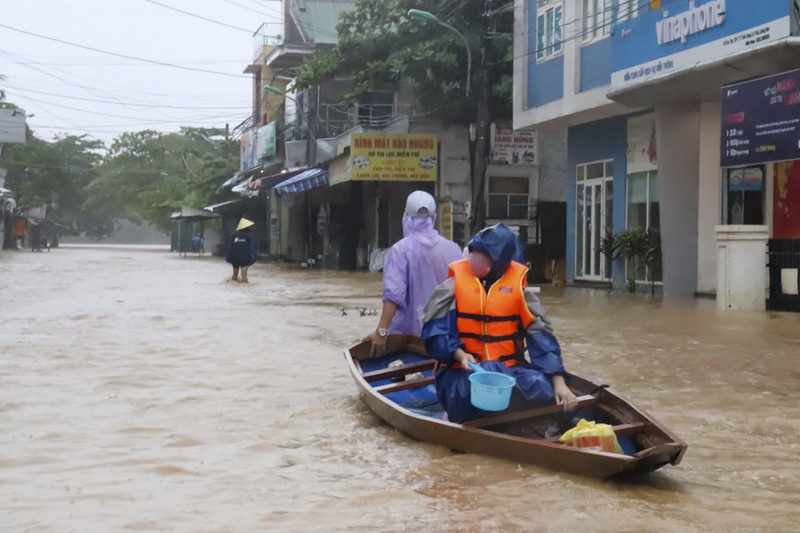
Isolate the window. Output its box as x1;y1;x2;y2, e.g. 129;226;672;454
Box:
626;171;661;282
582;0;638;42
722;166;764;225
536;2;563;61
488;177;529;218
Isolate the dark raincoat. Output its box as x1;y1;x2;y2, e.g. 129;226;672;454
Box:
225;229;257;267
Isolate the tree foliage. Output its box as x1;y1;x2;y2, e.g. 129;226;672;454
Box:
295;0;513;123
86;128;238;234
2;106;238;238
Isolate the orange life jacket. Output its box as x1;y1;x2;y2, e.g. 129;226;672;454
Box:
449;258;534;366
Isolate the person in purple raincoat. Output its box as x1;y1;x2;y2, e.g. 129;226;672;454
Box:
364;191;463;356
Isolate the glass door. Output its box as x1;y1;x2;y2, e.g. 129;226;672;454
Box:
576;176;613;281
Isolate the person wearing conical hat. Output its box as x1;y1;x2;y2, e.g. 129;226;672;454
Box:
225;217;257;282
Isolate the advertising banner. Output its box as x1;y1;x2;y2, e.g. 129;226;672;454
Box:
627;113;658;174
490;125;536;165
611;0;790;90
720;68;800;167
257;122;276;159
349;133;437;181
240;129;258;171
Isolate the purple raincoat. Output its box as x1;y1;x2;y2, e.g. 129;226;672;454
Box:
383;215;463;336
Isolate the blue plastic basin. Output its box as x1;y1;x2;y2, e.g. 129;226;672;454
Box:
468;370;516;411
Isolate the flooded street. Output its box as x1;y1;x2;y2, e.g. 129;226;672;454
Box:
1;246;799;532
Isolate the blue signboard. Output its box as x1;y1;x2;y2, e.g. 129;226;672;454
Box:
611;0;790;89
720;69;800;167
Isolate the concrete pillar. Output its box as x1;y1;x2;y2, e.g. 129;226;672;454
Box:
655;103;700;297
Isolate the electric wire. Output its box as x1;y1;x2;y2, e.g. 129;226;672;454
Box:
0;22;250;79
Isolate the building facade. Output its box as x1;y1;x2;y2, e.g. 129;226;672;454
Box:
515;0;800;299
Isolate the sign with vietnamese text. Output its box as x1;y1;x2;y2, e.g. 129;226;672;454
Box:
720;68;800;167
612;0;790;90
349;133;437;181
490;125;536;165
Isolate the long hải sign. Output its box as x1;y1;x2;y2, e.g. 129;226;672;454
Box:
349;133;437;181
720;68;800;167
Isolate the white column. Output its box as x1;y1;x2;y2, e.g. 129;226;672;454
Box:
655;103;701;297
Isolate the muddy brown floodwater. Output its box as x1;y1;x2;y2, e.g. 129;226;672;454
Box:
1;245;799;532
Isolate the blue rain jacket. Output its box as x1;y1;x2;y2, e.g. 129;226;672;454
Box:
420;223;567;422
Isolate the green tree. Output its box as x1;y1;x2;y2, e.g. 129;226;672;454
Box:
85;129;238;235
3;132;103;228
295;0;512;232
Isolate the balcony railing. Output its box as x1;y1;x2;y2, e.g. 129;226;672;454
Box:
253;21;283;60
316;103;412;138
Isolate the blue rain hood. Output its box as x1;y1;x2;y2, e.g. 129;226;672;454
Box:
467;223;520;279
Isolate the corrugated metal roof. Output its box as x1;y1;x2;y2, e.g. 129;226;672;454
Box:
292;0;352;45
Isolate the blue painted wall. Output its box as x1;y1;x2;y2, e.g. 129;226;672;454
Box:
526;2;564;107
566;116;629;286
579;38;611;92
528;56;564;106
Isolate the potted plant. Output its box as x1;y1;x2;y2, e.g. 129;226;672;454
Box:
613;228;649;292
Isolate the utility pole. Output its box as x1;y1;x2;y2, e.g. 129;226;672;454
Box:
469;1;493;235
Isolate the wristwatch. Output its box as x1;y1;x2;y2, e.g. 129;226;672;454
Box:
376;327;388;337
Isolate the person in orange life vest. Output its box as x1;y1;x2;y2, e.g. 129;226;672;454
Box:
420;223;577;422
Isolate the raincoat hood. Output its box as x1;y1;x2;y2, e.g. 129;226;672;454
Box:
402;214;439;247
467;223;520;279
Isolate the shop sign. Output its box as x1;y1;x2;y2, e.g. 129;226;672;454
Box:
655;0;726;46
611;0;790;90
349;133;437;181
257;121;276;159
720;68;800;167
490;125;536;165
328;154;350;186
439;201;453;240
240;129;258;171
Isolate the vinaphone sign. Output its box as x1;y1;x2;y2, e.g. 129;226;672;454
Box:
611;0;790;90
655;0;726;46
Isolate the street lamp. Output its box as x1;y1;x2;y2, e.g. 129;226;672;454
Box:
407;8;472;96
263;84;309;139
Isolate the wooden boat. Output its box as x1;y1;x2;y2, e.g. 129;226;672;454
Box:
345;335;687;479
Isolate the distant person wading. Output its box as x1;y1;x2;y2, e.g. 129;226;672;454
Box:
225;218;257;283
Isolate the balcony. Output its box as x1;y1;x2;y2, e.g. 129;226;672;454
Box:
252;21;283;62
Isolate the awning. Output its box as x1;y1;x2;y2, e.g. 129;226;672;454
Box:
255;167;310;190
274;167;329;195
204;199;244;214
169;207;220;221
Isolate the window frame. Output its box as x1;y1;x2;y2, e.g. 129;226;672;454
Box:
487;176;530;219
536;1;564;62
581;0;638;45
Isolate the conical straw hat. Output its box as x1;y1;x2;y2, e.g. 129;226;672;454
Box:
236;217;254;230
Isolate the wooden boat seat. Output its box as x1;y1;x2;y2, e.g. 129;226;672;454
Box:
362;360;436;383
375;376;435;395
463;394;599;429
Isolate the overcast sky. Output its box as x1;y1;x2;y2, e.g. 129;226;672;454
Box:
0;0;282;145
